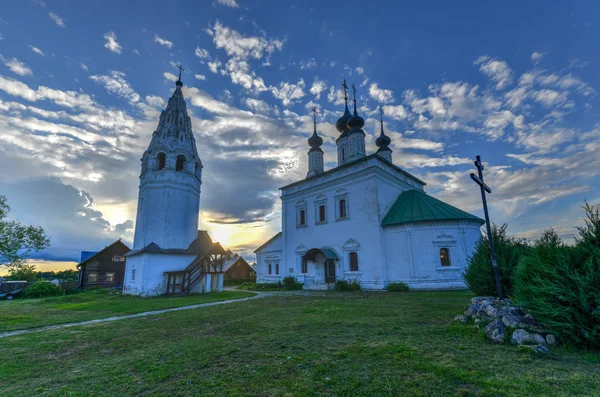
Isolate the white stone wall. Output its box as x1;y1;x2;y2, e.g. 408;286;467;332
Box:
133;170;201;249
123;253;198;296
383;221;482;289
255;233;283;283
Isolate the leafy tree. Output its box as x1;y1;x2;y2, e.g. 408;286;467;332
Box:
6;263;38;281
0;195;50;269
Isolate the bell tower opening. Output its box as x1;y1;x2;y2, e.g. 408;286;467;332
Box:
176;155;186;172
157;153;166;170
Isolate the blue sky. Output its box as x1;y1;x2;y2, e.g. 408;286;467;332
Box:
0;0;599;269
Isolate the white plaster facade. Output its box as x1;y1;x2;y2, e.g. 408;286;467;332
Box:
255;93;483;290
123;78;224;296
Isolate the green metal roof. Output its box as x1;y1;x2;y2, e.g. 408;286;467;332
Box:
382;189;484;227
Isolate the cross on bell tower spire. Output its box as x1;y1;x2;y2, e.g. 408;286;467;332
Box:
342;79;349;103
176;64;184;87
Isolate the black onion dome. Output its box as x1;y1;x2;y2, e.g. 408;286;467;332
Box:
376;131;391;147
336;104;352;132
308;130;323;148
347;109;365;129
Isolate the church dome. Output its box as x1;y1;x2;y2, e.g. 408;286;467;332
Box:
376;131;391;147
336;105;352;132
347;108;365;129
308;130;323;149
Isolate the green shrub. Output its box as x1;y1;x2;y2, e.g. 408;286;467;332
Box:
387;282;410;292
282;276;303;290
238;282;284;291
224;278;256;287
463;224;529;297
334;278;361;291
514;208;600;350
23;281;64;299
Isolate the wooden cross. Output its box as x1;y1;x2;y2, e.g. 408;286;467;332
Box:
470;155;503;299
176;64;185;81
341;80;348;101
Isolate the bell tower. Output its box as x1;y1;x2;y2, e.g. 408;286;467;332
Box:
132;69;203;249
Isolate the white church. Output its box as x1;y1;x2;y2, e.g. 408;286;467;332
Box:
123;73;226;296
255;83;484;290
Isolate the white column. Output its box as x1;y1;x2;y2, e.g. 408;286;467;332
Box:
217;274;224;292
204;274;212;293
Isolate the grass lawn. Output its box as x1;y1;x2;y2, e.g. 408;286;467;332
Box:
1;291;599;396
0;290;255;332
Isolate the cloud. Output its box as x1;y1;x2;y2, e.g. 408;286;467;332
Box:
383;104;408;121
271;79;305;106
48;12;65;27
369;83;395;103
355;67;364;75
0;178;134;261
207;59;222;74
80;63;88;71
195;47;210;60
309;78;327;99
29;46;45;56
474;56;512;90
209;21;283;60
89;71;140;104
154;35;173;49
327;85;346;105
195;74;207;81
133;49;141;57
4;58;33;76
216;0;239;7
300;58;317;70
531;52;544;64
103;31;122;54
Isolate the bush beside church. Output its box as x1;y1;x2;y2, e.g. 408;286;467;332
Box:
462;202;600;350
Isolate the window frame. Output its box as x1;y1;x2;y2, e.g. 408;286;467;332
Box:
439;247;451;267
334;191;349;221
349;252;359;272
275;264;280;275
175;154;186;172
157;152;166;170
105;272;116;282
296;200;307;229
87;272;98;283
432;233;458;270
314;195;328;225
112;256;125;262
268;263;272;275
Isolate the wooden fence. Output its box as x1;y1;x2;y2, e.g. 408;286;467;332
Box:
0;280;79;294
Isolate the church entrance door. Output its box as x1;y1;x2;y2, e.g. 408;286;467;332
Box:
324;259;336;283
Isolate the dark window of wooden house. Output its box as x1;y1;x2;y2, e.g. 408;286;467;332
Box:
349;252;359;272
268;264;272;274
112;256;125;262
105;272;115;282
275;264;279;275
176;155;186;172
319;205;326;222
339;199;347;218
87;272;98;283
440;248;451;267
299;209;306;225
157;153;166;170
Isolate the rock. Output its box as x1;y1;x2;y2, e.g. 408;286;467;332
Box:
464;304;479;317
471;296;496;305
532;345;551;355
532;333;547;346
453;314;469;324
484;318;506;344
501;314;521;328
511;329;535;345
546;334;557;346
484;304;498;318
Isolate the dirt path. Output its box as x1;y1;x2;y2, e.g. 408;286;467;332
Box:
0;293;265;339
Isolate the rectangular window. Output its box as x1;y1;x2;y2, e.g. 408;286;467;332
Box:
349;252;359;272
339;199;347;218
440;248;451;267
268;264;272;274
275;264;280;275
319;205;326;222
131;269;136;281
87;272;98;283
112;256;125;262
105;272;115;282
300;209;306;225
302;259;308;274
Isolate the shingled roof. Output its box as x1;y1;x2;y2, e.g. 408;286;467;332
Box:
382;189;484;227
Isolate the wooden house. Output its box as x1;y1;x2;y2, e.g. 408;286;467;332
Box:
77;240;131;290
222;253;255;280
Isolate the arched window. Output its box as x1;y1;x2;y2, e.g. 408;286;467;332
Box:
349;252;359;272
176;155;186;172
268;263;272;274
157;153;166;170
440;248;451;267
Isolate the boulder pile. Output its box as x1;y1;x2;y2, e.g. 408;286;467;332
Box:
454;296;556;354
